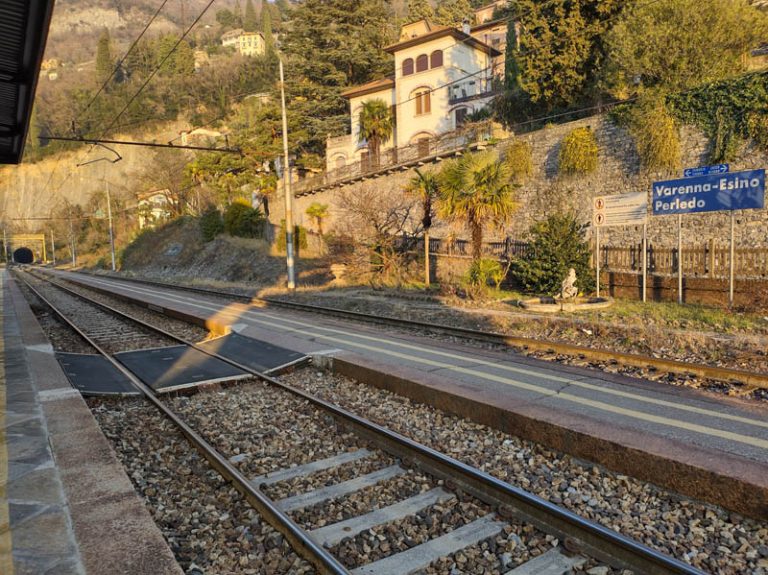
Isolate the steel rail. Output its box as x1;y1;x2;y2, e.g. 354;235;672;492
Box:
14;271;351;575
34;270;705;575
69;270;768;390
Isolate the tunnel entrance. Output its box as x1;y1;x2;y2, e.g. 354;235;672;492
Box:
13;247;34;264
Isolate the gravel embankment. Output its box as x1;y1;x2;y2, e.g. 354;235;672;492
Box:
89;397;314;574
280;368;768;575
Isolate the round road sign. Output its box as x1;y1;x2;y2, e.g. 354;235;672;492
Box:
594;197;605;210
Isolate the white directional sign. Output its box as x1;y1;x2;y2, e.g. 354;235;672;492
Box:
593;192;648;227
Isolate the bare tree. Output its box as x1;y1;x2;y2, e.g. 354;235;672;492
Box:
336;185;418;286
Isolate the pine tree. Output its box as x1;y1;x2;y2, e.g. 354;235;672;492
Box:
244;0;258;32
407;0;434;23
95;29;114;85
278;0;396;155
173;40;196;76
496;0;627;124
434;0;473;27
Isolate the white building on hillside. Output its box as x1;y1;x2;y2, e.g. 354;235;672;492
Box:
325;14;503;173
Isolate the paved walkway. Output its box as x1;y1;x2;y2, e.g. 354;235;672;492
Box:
1;270;182;575
1;271;85;575
59;271;768;517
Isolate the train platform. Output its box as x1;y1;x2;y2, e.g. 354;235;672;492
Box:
55;270;768;520
0;269;182;575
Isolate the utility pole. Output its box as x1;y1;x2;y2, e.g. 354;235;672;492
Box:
106;180;116;271
50;229;56;266
279;58;296;290
69;212;77;267
2;228;7;263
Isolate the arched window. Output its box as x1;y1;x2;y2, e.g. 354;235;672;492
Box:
413;88;431;115
416;54;428;73
430;50;443;68
334;155;346;170
402;58;414;76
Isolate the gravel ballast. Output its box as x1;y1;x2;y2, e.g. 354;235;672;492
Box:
89;397;314;574
165;380;585;574
280;368;768;575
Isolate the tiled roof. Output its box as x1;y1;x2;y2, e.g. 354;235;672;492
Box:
384;27;501;56
341;77;396;99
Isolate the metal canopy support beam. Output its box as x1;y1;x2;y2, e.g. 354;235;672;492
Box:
0;0;56;164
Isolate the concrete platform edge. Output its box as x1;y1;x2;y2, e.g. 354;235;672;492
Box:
320;352;768;520
7;275;183;575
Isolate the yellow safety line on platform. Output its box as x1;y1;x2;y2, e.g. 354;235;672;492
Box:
251;314;768;450
0;275;14;575
81;277;768;448
83;277;768;431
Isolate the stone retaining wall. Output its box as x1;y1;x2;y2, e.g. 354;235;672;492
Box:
271;115;768;249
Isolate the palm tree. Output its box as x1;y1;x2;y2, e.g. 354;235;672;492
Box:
438;150;517;261
405;168;439;286
358;99;394;169
305;202;329;235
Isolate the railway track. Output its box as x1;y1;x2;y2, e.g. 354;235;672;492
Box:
63;270;768;391
16;269;704;575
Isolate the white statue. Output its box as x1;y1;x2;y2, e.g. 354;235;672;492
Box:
558;268;578;300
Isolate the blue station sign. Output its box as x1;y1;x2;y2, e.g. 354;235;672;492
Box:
652;169;765;216
683;164;729;178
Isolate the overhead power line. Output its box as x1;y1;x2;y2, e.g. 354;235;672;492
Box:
77;0;172;127
41;135;241;154
97;0;218;139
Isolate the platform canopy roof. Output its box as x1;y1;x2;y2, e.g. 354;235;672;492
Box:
0;0;55;164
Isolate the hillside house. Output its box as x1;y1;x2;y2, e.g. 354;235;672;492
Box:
137;189;174;229
221;29;265;57
325;10;504;173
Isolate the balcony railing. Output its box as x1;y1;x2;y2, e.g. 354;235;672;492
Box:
295;120;494;196
448;88;499;105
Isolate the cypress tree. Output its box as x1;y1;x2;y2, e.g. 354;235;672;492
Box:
244;0;258;32
233;0;244;27
261;5;275;56
95;29;113;84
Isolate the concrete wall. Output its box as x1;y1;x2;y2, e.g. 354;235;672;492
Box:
280;114;768;249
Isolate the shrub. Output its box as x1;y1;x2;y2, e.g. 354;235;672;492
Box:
200;207;224;242
558;127;598;175
505;140;533;182
276;219;308;253
511;213;594;295
465;257;507;292
746;112;768;150
223;200;264;238
627;94;681;172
